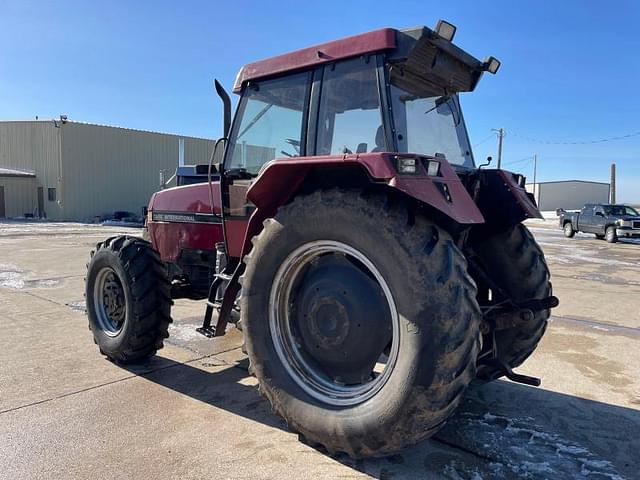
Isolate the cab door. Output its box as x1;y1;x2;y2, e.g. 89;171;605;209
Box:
221;72;312;258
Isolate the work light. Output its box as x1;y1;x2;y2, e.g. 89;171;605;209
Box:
398;158;417;174
426;160;441;177
435;20;457;41
484;56;501;74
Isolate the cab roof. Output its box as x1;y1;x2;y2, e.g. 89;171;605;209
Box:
233;28;396;92
233;25;496;94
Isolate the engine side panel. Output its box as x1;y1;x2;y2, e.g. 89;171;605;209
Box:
147;182;224;263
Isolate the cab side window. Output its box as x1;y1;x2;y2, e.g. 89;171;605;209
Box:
316;57;385;155
227;73;310;175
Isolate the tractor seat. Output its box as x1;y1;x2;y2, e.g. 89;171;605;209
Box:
371;126;386;153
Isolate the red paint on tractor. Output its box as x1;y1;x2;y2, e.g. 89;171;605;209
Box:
233;28;397;92
147;182;225;262
149;222;223;263
225;218;250;258
150;183;221;215
247;153;484;228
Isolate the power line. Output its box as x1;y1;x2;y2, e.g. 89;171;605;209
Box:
472;134;495;148
510;130;640;145
502;155;533;167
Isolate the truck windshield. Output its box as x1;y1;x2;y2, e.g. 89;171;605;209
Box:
604;205;639;216
389;80;474;167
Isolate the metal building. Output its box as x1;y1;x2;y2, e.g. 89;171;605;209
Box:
0;120;214;220
526;180;611;211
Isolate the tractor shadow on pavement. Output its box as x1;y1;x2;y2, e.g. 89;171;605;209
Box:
124;356;640;479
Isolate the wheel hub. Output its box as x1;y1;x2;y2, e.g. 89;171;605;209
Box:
94;267;126;336
306;297;349;348
291;254;392;385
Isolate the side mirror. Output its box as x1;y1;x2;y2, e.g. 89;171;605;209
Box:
479;156;492;169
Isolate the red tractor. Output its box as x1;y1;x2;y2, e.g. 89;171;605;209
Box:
86;21;557;457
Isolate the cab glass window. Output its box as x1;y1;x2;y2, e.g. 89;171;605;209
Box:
316;57;385;155
227;73;310;175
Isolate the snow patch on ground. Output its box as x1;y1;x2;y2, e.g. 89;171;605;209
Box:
0;263;64;289
66;300;86;313
0;263;26;289
168;322;204;342
439;411;626;479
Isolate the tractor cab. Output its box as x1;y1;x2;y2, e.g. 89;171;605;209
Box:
212;23;502;254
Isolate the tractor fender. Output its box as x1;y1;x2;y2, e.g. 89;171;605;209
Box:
239;153;484;256
475;169;543;232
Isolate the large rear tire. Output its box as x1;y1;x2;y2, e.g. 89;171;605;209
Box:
241;190;481;458
474;224;551;380
85;236;172;363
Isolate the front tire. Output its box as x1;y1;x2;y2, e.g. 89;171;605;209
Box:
474;224;551;381
241;190;481;458
605;226;617;243
86;236;172;363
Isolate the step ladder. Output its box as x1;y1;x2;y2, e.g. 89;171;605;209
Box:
196;263;243;338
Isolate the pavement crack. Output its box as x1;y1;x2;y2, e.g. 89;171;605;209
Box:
0;345;242;415
23;290;66;306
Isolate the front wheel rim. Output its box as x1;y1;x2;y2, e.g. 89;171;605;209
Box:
269;240;400;407
93;267;126;336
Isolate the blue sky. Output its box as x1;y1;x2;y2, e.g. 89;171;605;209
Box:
1;0;639;201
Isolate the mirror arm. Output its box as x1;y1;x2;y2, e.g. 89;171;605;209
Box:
208;137;227;216
479;156;492;169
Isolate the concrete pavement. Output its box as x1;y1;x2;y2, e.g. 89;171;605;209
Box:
0;220;638;479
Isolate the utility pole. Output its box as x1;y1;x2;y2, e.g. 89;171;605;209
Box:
492;128;505;168
610;163;616;204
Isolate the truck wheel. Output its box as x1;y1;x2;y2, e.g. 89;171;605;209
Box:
86;236;172;363
563;222;575;238
605;226;617;243
474;224;551;381
241;189;481;458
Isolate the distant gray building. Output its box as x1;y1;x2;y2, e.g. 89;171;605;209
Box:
0;120;214;220
526;180;610;211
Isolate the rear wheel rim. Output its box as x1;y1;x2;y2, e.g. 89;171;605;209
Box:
94;267;126;336
269;240;400;407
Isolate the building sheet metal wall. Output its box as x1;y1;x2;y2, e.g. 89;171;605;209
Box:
0;121;63;218
526;181;610;211
60;122;214;221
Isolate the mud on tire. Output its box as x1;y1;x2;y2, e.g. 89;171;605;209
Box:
85;236;172;363
241;189;482;458
474;224;551;380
